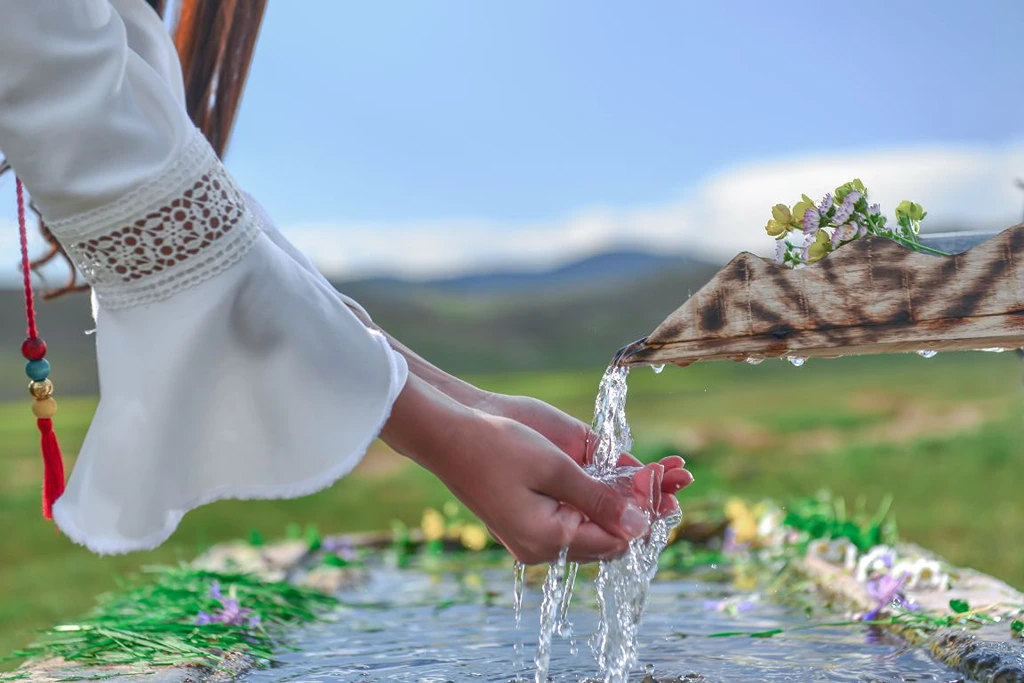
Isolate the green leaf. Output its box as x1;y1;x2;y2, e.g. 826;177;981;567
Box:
1011;619;1023;635
322;554;349;568
949;599;970;614
750;629;784;638
248;530;264;547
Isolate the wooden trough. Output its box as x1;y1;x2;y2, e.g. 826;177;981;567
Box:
616;225;1024;367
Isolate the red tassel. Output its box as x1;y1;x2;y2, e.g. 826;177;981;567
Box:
37;418;66;520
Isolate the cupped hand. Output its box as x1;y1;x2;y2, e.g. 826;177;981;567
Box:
383;377;694;565
479;392;692;501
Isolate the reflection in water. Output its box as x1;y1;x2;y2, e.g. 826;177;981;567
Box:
243;566;961;683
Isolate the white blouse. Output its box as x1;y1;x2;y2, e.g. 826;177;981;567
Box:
0;0;409;554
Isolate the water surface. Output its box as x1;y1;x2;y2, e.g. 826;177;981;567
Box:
244;565;963;683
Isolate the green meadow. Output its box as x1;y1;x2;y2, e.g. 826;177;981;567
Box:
0;351;1021;659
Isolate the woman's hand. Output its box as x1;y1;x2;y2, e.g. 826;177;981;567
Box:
381;376;682;564
478;392;693;501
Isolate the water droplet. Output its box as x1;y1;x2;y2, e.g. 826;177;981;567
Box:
916;350;937;359
710;563;719;570
981;348;1006;353
651;364;665;374
786;356;806;367
745;355;765;366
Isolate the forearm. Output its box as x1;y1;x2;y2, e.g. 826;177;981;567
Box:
379;374;484;481
340;299;492;409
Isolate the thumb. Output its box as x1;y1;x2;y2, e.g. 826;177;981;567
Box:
543;462;650;541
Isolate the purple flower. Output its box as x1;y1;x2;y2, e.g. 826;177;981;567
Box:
832;191;861;224
862;573;913;621
802;206;821;234
705;597;756;614
868;203;881;216
322;535;358;561
195;582;261;629
818;193;834;215
774;240;787;265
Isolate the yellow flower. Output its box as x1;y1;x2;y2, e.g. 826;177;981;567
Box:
835;178;866;202
895;200;926;222
791;194;816;225
806;229;831;263
443;501;460;518
460;524;490;551
724;498;759;544
765;218;788;238
421;508;446;541
771;204;792;225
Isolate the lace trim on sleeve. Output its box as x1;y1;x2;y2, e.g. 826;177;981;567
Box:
48;128;261;310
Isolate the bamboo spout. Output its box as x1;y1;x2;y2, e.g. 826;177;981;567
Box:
618;225;1024;368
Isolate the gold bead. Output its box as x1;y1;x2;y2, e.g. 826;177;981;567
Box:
32;397;58;419
29;379;54;400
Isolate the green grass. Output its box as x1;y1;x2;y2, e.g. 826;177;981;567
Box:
0;351;1021;662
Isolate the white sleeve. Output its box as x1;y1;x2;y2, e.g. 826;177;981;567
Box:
0;0;408;555
0;0;191;219
108;0;188;108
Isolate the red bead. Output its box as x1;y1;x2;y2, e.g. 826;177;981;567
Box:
21;337;47;361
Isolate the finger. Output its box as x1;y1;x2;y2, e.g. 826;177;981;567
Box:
663;468;694;493
658;455;686;470
565;520;630;562
658;491;680;517
617;452;643;468
541;462;648;541
632;463;664;514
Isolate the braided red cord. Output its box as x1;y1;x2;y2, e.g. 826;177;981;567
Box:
16;179;38;340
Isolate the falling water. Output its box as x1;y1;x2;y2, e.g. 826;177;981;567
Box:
514;561;526;678
915;349;938;359
651;364;666;374
529;364;680;683
786;355;807;367
534;549;569;683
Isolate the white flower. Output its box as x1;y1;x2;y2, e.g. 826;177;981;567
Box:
856;545;897;583
842;543;859;573
898;559;949;591
809;537;857;566
758;509;783;538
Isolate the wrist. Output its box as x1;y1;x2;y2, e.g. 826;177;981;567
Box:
379;374;483;474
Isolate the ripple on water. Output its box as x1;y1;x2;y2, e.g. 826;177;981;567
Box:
241;567;962;683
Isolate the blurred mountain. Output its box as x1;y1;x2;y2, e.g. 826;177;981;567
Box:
350;250;715;296
0;249;721;399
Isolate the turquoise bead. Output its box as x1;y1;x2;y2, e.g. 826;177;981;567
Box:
25;359;50;382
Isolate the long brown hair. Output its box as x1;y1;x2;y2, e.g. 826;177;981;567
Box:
2;0;267;298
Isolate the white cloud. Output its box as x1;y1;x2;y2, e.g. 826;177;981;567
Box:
281;140;1024;279
2;141;1022;284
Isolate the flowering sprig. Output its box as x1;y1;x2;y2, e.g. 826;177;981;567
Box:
195;581;262;629
766;179;948;267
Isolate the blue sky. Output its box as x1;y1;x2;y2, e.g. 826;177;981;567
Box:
3;0;1024;280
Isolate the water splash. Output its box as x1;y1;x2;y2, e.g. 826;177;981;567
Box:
651;364;666;374
534;549;569;683
916;350;938;359
786;355;807;367
591;507;680;683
